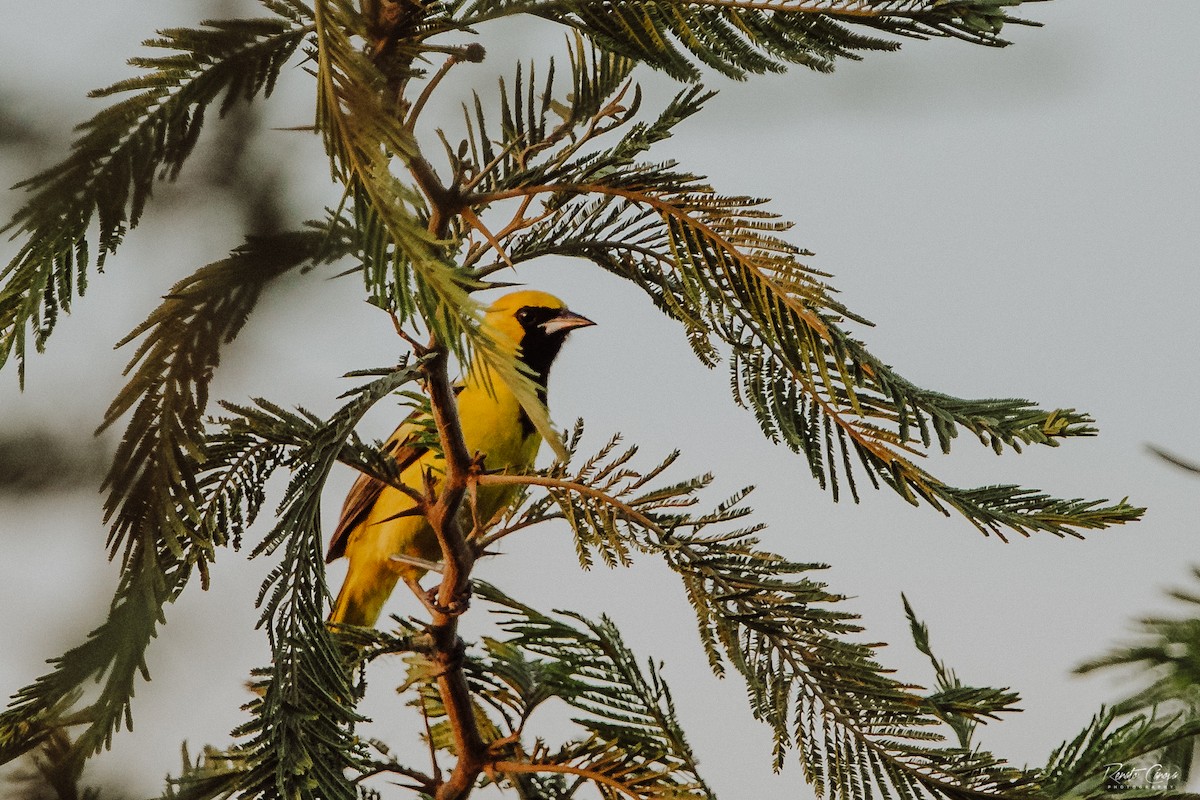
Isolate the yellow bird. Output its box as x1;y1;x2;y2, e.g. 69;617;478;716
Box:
325;290;595;627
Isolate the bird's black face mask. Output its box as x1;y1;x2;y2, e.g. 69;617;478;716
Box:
509;303;594;437
514;305;576;393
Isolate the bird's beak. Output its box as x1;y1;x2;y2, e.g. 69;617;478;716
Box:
541;308;596;335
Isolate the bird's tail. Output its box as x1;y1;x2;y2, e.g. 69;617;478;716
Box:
328;567;399;628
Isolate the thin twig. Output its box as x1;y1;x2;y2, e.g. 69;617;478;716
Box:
490;760;641;800
420;695;444;786
406;54;462;132
356;761;437;793
474;473;665;535
460;207;517;272
391;310;429;355
420;345;489;800
475;511;567;550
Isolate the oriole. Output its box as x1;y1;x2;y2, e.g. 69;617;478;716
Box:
325;290;594;626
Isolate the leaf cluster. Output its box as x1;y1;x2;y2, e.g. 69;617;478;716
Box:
0;2;1162;800
414;582;716;800
480;425;1195;800
443;39;1141;539
458;0;1040;81
1070;566;1200;792
1077;570;1200;717
0;4;312;379
0;225;349;768
509;424;1037;799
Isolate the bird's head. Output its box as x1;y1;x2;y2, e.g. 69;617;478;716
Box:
482;290;595;388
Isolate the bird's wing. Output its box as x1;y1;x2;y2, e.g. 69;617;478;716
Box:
325;417;428;563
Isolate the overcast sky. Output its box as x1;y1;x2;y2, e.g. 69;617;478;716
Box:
2;2;1199;798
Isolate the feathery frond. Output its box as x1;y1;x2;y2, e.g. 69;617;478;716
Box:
0;227;341;768
494;423;1040;800
2;729;107;800
0;12;311;379
190;365;432;798
458;0;1041;82
1038;709;1200;799
1070;567;1200;791
0;3;1155;800
461;64;1139;539
454;582;714;799
903;595;1021;749
100;225;352;569
1076;565;1200;716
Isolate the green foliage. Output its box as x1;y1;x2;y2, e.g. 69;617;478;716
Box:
0;6;312;380
459;582;713;799
2;729;110;800
220;370;436;799
460;46;1141;538
0;227;347;768
490;427;1195;800
100;225;352;569
903;594;1021;749
1037;709;1200;799
508;423;1042;799
0;2;1171;800
1077;566;1200;716
458;0;1040;81
1072;566;1200;792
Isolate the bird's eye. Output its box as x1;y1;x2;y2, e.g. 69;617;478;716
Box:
515;307;532;324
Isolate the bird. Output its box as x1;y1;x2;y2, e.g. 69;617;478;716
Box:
325;290;595;627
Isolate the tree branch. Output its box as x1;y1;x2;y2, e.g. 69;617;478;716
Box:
475;511;567;550
465;181;831;335
419;345;489;800
491;760;641;800
473;473;666;538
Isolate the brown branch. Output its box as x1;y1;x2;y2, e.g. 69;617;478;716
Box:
460;207;516;272
465;181;831;337
475;511;567;550
474;473;665;535
460;199;558;272
419;693;444;787
422;349;474;597
490;760;642;800
357;760;438;794
536;81;637;173
418;345;490;800
320;7;491;797
471;237;676;278
405;54;463;132
406;153;457;233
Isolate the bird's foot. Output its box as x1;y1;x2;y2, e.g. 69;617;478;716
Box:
422;584;472;617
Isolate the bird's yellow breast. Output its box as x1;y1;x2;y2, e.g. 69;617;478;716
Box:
330;288;588;627
457;376;542;524
347;377;540;582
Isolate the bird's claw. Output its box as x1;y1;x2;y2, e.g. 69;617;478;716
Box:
423;584;472;617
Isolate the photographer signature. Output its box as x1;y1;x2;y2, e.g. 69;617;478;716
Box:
1104;762;1181;791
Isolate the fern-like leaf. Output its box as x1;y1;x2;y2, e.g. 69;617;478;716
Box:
1038;708;1200;799
468;582;715;799
499;425;1045;800
0;228;343;769
0;13;311;378
459;0;1041;82
200;365;431;798
458;60;1141;539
